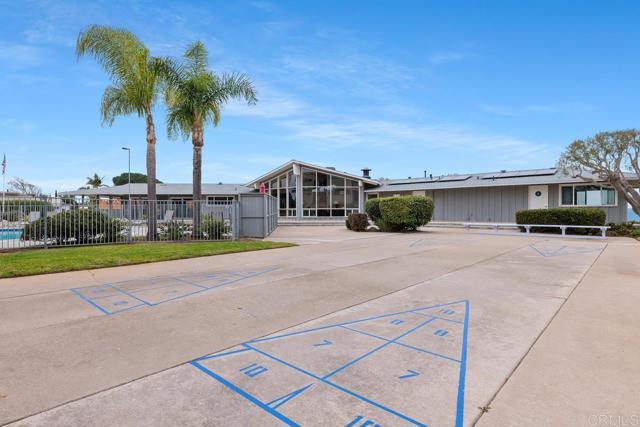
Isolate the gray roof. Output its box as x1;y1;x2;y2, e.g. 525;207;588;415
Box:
60;183;254;197
368;167;638;193
246;159;380;187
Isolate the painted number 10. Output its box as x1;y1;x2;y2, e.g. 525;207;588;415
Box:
346;415;381;427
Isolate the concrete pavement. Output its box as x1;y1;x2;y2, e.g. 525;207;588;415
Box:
0;227;637;426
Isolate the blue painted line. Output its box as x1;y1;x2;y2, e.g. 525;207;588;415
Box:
338;325;393;341
266;384;314;409
170;276;210;290
412;312;464;324
399;370;420;379
455;300;470;427
323;318;436;380
106;284;152;307
313;339;332;347
70;266;279;315
339;325;460;363
70;288;111;315
195;347;251;362
409;238;424;247
243;344;426;427
191;361;299;427
248;300;467;344
143;287;211;306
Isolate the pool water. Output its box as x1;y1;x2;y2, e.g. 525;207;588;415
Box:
0;229;22;240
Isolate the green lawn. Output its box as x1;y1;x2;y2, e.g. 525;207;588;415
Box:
0;241;295;279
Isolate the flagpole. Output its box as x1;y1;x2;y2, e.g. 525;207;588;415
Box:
1;159;5;226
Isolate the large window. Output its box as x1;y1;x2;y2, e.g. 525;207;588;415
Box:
267;172;297;217
302;168;360;217
559;185;617;207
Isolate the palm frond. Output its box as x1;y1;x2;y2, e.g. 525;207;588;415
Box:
76;25;146;84
184;41;208;73
163;41;257;138
215;72;258;105
100;86;136;126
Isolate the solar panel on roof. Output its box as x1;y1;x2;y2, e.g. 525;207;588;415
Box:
437;175;471;182
388;179;437;185
481;169;556;180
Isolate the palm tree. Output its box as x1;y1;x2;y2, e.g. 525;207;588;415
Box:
76;25;170;239
165;41;257;232
86;173;105;188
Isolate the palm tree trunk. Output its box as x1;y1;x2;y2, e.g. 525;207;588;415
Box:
192;121;203;236
146;111;158;240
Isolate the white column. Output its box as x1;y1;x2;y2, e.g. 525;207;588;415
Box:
294;163;303;219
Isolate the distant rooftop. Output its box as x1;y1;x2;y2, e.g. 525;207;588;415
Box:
60;183;254;197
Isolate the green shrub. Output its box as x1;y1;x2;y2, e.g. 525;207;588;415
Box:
348;213;369;232
376;196;434;232
201;215;230;239
365;198;381;222
159;221;191;240
21;209;125;245
515;208;606;235
345;217;352;230
606;221;640;237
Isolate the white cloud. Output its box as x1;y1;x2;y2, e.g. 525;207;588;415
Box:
0;44;46;67
225;83;312;119
277;118;555;165
429;51;467;64
250;1;278;13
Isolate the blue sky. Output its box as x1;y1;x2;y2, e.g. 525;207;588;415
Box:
1;0;639;193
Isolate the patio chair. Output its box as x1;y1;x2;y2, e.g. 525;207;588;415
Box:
28;211;41;222
163;210;174;222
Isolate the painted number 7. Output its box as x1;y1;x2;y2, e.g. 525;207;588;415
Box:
346;415;381;427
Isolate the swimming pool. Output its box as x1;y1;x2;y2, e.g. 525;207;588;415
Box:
0;229;23;240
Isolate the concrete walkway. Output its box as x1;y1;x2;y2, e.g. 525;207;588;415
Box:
475;238;640;427
0;227;637;426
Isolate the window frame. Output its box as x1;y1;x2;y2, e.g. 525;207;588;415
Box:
558;184;617;207
206;196;234;205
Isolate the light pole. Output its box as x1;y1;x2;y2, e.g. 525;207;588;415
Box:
122;147;132;243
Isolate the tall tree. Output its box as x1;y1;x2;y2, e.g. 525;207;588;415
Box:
76;25;170;239
86;173;105;188
559;129;640;215
165;41;257;232
8;177;42;196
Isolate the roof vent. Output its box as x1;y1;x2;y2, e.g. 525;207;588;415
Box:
361;168;371;179
326;166;336;170
500;170;507;173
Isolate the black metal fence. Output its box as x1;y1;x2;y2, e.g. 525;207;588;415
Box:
0;198;238;251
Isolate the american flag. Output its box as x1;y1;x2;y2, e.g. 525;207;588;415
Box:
1;154;5;176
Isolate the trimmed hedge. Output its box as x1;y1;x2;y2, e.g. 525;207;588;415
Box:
375;196;434;232
365;198;382;222
515;208;606;235
606;221;640;237
347;213;369;232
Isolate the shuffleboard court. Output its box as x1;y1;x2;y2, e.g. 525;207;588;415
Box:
70;266;278;315
2;228;624;427
192;300;468;427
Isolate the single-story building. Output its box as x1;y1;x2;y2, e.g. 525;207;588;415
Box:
62;159;637;224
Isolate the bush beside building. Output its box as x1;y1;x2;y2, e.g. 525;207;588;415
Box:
364;196;434;232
